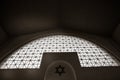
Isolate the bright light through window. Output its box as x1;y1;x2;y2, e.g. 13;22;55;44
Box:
0;35;120;69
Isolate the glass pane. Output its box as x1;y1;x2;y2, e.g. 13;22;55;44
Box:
0;35;120;69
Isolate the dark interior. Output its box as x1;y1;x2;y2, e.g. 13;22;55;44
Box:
0;0;120;80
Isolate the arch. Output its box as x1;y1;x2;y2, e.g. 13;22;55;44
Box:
0;35;120;69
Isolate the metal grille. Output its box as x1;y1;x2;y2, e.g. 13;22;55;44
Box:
0;35;120;69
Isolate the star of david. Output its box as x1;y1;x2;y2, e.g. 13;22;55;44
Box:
55;65;65;76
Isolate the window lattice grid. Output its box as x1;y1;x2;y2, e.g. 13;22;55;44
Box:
0;35;120;69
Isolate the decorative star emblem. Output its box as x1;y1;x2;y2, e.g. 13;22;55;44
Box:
55;65;65;76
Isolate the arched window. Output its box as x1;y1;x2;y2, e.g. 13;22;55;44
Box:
0;35;120;69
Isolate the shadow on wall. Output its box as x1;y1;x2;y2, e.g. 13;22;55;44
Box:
1;0;58;36
0;0;120;37
0;27;7;45
61;0;119;36
113;24;120;45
